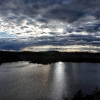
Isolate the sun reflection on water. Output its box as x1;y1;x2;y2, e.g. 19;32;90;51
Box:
50;62;69;100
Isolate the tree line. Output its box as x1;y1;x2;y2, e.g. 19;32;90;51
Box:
0;51;100;64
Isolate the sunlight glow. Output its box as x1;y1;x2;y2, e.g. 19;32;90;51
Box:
43;28;51;33
21;45;100;52
57;28;64;33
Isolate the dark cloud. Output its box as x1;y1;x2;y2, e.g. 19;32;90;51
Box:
0;0;100;52
0;0;100;24
0;0;100;19
0;34;100;50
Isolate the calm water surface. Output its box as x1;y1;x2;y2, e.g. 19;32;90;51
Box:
0;61;100;100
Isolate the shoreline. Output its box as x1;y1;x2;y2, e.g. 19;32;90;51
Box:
0;51;100;64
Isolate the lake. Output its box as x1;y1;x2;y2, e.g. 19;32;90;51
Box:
0;61;100;100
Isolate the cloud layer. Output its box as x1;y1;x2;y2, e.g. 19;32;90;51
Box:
0;0;100;52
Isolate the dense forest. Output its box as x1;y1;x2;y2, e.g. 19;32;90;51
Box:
0;51;100;64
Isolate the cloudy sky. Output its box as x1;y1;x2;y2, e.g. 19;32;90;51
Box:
0;0;100;52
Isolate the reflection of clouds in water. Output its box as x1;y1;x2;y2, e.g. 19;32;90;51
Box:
0;61;30;68
0;61;52;100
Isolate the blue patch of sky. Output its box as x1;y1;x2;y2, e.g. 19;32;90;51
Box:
0;32;18;38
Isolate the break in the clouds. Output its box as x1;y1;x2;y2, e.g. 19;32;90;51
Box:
0;0;100;52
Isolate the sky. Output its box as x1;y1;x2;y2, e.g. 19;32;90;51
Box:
0;0;100;52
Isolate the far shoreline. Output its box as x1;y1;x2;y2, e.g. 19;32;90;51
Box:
0;51;100;64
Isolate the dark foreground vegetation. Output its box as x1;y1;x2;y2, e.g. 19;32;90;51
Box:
63;88;100;100
0;51;100;64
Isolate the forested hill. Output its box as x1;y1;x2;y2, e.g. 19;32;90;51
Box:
0;51;100;64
